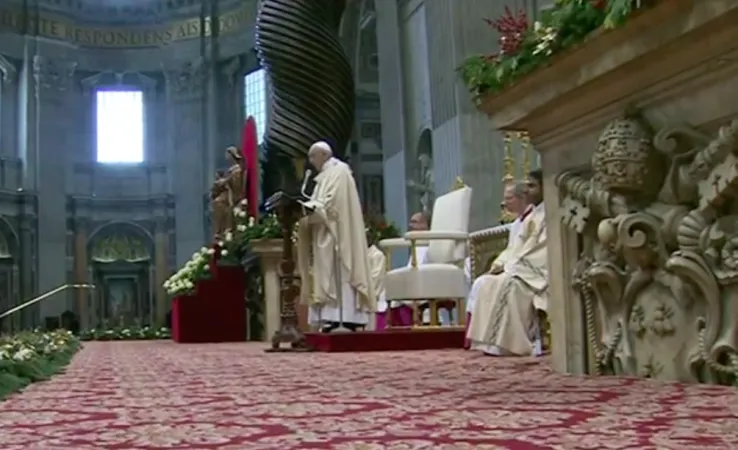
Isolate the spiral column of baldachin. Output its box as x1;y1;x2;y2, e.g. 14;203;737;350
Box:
255;0;355;159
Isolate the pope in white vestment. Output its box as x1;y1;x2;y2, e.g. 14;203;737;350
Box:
467;173;548;356
297;141;376;330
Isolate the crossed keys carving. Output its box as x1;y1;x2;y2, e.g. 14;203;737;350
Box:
562;197;590;233
698;153;738;210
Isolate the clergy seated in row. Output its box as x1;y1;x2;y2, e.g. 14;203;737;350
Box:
464;181;530;328
466;170;548;356
296;141;376;333
375;211;429;329
367;231;387;330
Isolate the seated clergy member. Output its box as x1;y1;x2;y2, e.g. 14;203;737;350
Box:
466;170;547;356
367;232;387;331
376;211;430;329
465;181;531;328
296;141;375;333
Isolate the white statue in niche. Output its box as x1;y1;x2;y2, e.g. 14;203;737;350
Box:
406;153;434;215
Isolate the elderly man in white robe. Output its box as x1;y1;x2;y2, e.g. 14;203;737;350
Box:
465;182;531;328
297;141;376;333
466;170;548;356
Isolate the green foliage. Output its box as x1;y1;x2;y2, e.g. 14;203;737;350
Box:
460;0;640;101
218;211;283;265
78;326;171;341
0;329;80;400
365;214;401;246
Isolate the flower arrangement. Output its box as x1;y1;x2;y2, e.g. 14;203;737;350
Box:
460;0;643;101
163;246;214;296
0;329;80;399
79;326;171;341
218;204;282;264
163;200;283;295
365;214;400;246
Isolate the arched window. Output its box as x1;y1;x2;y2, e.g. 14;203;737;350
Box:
243;69;267;144
96;90;144;163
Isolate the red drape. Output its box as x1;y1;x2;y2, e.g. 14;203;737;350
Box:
241;117;259;217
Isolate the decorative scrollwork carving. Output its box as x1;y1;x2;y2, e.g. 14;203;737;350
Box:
558;114;738;384
91;235;150;263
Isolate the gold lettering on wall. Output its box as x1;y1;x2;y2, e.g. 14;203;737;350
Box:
0;6;252;48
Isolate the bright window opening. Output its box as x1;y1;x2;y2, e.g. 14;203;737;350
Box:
96;90;144;163
243;69;267;144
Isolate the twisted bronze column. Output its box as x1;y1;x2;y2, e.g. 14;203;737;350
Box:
255;0;355;159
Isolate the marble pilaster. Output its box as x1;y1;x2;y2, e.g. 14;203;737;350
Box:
0;55;18;159
18;213;36;328
433;0;516;228
154;217;169;325
375;0;409;245
33;55;76;318
165;61;208;265
73;218;88;328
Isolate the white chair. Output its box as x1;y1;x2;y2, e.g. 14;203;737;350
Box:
380;185;473;327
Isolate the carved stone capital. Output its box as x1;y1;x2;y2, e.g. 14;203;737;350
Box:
33;56;77;96
164;60;207;100
221;57;243;87
81;71;158;96
0;54;17;85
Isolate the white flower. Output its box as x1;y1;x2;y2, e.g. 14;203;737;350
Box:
207;248;215;255
225;232;233;242
13;347;35;361
191;252;200;260
221;249;229;257
248;216;256;227
203;264;209;271
200;246;208;253
532;24;557;56
237;224;246;232
240;199;248;206
233;206;242;216
217;241;224;247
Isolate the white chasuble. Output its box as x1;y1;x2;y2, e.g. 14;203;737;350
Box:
466;204;548;356
296;158;375;325
465;213;526;315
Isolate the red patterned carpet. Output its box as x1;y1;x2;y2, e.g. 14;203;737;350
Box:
1;342;737;449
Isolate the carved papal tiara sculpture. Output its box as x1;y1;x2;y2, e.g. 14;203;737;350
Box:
254;0;355;159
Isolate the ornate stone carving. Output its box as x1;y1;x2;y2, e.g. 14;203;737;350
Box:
33;56;77;95
80;71;157;96
164;60;206;99
221;57;243;87
91;234;150;263
0;54;17;84
558;114;738;384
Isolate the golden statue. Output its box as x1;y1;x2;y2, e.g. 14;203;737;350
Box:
211;146;246;238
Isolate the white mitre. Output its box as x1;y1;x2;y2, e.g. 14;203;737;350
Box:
309;141;333;155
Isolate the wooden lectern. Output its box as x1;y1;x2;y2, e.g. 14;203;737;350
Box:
262;191;311;352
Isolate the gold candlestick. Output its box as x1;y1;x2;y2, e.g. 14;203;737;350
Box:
519;131;532;176
500;132;516;223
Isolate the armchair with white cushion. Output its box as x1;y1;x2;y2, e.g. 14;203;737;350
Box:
379;185;473;328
